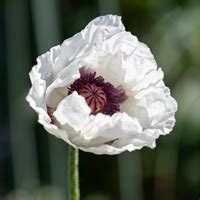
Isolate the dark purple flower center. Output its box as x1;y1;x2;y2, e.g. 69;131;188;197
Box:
68;67;127;116
78;84;107;114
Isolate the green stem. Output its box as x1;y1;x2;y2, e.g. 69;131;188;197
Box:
68;146;80;200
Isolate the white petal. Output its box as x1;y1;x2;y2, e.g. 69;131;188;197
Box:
90;34;158;90
133;86;177;135
81;15;125;46
54;92;91;131
26;45;76;146
35;45;60;85
53;15;125;75
45;62;80;108
26;45;61;114
70;113;142;150
79;145;124;155
26;85;75;147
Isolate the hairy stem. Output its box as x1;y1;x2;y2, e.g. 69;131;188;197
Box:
68;146;80;200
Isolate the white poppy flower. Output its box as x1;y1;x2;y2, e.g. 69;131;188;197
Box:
26;15;177;155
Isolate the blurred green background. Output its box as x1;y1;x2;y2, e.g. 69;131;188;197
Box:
0;0;200;199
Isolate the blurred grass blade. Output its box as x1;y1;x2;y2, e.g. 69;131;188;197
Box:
31;0;61;53
31;0;68;198
98;0;121;15
5;0;40;192
118;152;143;200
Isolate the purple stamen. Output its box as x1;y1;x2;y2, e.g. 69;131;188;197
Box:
68;67;127;116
